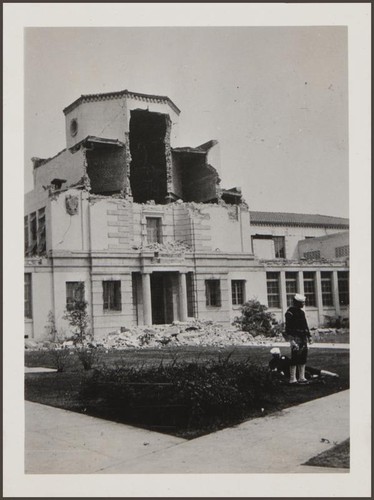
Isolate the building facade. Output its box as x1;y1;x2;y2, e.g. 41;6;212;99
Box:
24;89;349;341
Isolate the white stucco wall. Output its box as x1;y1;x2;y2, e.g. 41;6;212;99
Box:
25;269;53;341
50;190;90;252
65;96;180;149
250;224;348;259
298;231;349;260
32;148;86;193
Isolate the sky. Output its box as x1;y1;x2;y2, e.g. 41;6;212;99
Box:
24;26;349;217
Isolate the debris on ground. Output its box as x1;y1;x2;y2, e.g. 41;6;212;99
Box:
24;320;349;351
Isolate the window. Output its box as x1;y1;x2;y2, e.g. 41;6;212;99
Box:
232;280;245;305
24;273;32;318
273;236;286;258
29;212;37;255
303;272;316;307
146;217;162;244
251;235;286;259
205;280;221;307
38;208;46;254
24;216;29;255
321;272;333;306
338;271;349;306
66;282;85;310
303;250;321;260
266;272;280;308
25;207;46;256
103;281;122;311
285;272;298;306
335;245;349;258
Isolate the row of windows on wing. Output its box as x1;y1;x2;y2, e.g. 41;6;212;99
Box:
266;271;349;309
24;276;247;319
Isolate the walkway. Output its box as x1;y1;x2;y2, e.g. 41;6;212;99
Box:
25;390;349;474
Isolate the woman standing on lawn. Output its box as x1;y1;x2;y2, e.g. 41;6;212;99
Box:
285;293;312;384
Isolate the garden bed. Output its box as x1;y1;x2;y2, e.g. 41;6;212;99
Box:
25;346;349;440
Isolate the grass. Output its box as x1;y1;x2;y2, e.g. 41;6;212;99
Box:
303;439;350;469
25;346;349;439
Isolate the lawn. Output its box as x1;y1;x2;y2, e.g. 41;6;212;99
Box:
304;438;350;469
25;346;349;439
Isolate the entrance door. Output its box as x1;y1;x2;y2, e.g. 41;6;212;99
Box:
150;273;174;324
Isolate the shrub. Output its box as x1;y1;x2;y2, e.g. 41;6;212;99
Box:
81;357;278;434
77;348;98;371
234;299;275;337
49;348;70;372
45;311;57;340
63;284;90;345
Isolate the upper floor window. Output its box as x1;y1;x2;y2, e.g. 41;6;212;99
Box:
266;272;280;308
273;236;285;258
146;217;162;244
103;280;122;311
24;273;32;319
66;281;85;311
321;271;333;306
303;272;316;307
232;280;245;306
285;272;298;307
338;271;349;306
25;207;46;256
205;279;221;307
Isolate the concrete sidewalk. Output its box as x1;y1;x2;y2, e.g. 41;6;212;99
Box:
25;390;349;474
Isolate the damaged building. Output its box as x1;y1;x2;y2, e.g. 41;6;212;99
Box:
24;89;349;340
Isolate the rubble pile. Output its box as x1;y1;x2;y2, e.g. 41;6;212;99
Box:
24;321;349;351
93;320;270;350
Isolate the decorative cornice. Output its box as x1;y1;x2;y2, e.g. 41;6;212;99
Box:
63;89;181;116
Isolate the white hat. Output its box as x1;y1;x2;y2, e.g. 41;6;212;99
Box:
270;347;281;355
294;293;306;302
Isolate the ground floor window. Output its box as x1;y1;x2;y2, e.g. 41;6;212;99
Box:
103;280;122;311
66;281;85;310
186;272;195;317
205;279;221;307
338;271;349;305
24;273;32;318
285;272;298;306
266;272;280;308
303;272;316;307
321;271;333;306
231;280;245;305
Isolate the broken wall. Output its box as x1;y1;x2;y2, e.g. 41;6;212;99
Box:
86;145;127;195
32;148;86;194
129;110;168;204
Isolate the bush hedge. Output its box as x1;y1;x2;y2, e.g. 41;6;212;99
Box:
81;356;278;436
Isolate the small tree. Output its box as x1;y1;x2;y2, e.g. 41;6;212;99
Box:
63;283;90;345
234;299;275;337
45;310;58;341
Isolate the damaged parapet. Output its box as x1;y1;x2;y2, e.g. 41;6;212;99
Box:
31;89;244;206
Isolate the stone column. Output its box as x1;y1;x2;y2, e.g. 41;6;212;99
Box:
315;270;324;326
227;276;233;322
279;271;288;318
179;272;188;322
332;270;341;318
142;272;152;325
297;271;304;296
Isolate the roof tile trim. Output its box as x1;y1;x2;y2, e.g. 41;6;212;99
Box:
63;90;181;116
249;211;349;228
